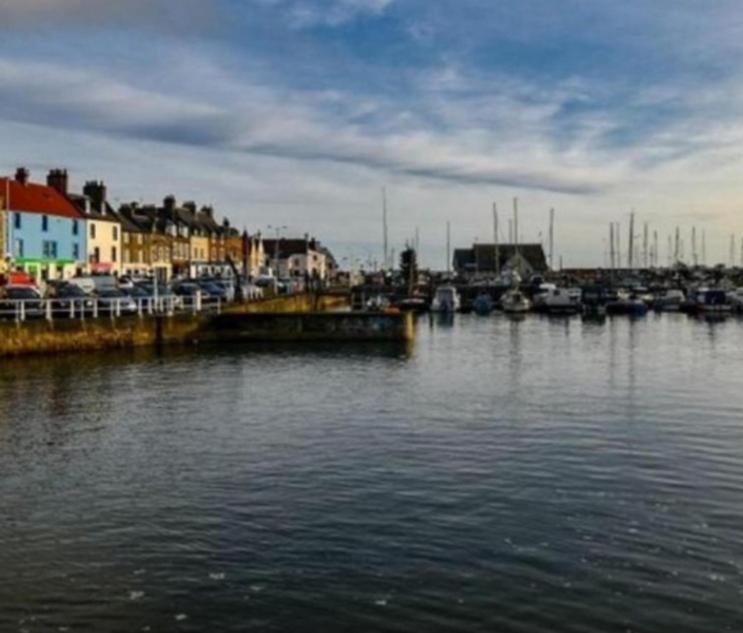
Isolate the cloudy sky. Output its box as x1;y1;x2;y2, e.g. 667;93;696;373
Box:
1;0;743;267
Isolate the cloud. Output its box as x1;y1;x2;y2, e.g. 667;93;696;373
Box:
283;0;394;28
0;56;612;195
0;0;218;32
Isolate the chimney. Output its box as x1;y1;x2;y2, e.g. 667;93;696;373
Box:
47;169;68;195
163;195;178;223
83;180;107;212
15;167;29;185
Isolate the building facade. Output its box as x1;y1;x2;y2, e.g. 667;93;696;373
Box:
2;168;86;283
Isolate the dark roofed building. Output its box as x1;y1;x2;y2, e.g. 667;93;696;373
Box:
453;243;548;278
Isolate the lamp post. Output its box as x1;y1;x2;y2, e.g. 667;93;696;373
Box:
267;224;287;291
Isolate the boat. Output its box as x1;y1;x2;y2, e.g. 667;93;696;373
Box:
692;289;731;314
430;285;461;313
472;292;495;315
541;287;582;315
500;289;531;314
395;296;429;313
653;289;685;312
606;292;648;317
727;288;743;313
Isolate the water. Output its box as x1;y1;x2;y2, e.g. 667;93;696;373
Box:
2;314;743;632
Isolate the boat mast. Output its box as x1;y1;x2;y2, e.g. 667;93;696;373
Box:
446;220;451;276
628;211;635;269
513;196;519;256
493;202;500;277
549;207;555;271
692;226;697;266
643;222;649;268
609;223;615;271
382;187;389;270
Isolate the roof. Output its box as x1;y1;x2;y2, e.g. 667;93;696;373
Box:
0;177;83;219
262;238;320;258
454;243;548;273
68;193;122;223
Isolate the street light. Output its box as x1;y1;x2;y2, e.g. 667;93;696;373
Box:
266;224;287;291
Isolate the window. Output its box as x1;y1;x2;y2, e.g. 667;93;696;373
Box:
14;212;21;229
42;215;49;232
93;247;100;263
73;243;80;260
113;225;118;240
72;220;79;236
42;240;58;259
90;223;96;239
14;239;23;258
111;246;117;263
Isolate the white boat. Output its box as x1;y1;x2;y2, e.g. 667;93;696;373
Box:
501;289;531;314
542;287;582;314
430;285;460;313
654;289;685;312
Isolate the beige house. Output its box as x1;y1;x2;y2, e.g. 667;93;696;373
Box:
65;179;123;276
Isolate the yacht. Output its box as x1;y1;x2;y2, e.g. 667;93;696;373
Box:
430;285;461;313
541;287;582;315
653;289;685;312
501;289;531;314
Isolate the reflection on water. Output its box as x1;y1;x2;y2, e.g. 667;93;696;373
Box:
2;314;743;632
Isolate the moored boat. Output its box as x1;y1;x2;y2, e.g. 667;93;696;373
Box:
431;285;461;313
501;289;531;314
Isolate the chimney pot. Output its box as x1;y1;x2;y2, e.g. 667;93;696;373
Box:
15;167;29;185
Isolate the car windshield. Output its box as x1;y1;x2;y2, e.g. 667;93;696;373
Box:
99;290;124;298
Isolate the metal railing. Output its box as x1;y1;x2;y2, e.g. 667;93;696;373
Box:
0;294;225;323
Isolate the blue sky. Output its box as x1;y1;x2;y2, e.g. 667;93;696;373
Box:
1;0;743;267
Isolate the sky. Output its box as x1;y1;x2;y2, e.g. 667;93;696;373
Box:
1;0;743;268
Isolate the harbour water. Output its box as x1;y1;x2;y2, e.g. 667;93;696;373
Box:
2;314;743;632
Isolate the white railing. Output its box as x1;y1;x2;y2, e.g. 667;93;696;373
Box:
0;294;225;323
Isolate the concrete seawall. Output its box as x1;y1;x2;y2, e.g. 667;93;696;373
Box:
0;293;413;357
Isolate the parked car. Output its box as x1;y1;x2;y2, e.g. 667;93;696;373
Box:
95;289;138;315
46;282;95;315
0;285;45;319
197;280;229;300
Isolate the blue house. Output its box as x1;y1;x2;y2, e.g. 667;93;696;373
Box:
2;168;86;283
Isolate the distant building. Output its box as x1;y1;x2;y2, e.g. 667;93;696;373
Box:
453;243;548;278
2;168;86;283
262;236;331;281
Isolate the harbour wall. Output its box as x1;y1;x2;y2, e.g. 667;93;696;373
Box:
0;293;414;357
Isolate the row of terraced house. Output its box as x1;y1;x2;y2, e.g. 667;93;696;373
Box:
1;168;335;284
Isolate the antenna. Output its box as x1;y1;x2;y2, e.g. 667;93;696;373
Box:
382;187;389;270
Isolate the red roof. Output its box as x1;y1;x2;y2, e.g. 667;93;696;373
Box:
0;177;83;219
